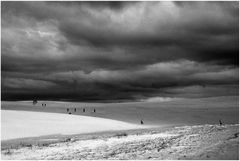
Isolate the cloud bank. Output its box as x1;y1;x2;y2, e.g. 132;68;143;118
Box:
1;1;239;101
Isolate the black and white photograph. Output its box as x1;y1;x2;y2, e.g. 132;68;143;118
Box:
1;1;239;160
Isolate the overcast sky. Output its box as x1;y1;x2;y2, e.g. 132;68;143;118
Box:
1;1;239;101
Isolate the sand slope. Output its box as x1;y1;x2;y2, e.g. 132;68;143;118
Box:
1;110;149;140
2;124;238;160
2;96;238;126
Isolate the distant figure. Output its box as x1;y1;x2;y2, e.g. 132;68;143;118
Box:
45;103;46;107
67;108;69;112
93;109;96;113
42;103;44;106
33;99;37;105
69;112;71;115
74;108;76;112
219;119;223;126
83;108;85;113
141;120;144;125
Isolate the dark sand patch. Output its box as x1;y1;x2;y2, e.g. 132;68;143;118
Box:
1;96;238;126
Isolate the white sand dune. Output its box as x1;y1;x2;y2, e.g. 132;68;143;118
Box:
1;110;149;140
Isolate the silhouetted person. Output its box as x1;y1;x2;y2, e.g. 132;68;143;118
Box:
93;109;96;113
219;119;223;126
67;108;69;112
141;120;144;125
33;99;37;105
83;108;85;112
69;112;71;115
74;108;76;112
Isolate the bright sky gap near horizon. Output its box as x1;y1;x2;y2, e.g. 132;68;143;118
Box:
1;1;239;102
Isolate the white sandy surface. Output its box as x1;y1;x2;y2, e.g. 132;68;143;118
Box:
2;124;238;160
1;110;149;140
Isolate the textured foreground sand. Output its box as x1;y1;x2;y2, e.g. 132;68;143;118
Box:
1;110;149;140
2;124;238;160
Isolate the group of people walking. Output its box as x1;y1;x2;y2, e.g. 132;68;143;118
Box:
66;107;96;114
32;99;47;107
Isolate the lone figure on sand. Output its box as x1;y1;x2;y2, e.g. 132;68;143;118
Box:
33;99;37;105
83;108;85;113
219;119;223;126
141;119;144;125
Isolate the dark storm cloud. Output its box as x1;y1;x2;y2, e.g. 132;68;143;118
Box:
1;1;239;101
56;1;238;65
